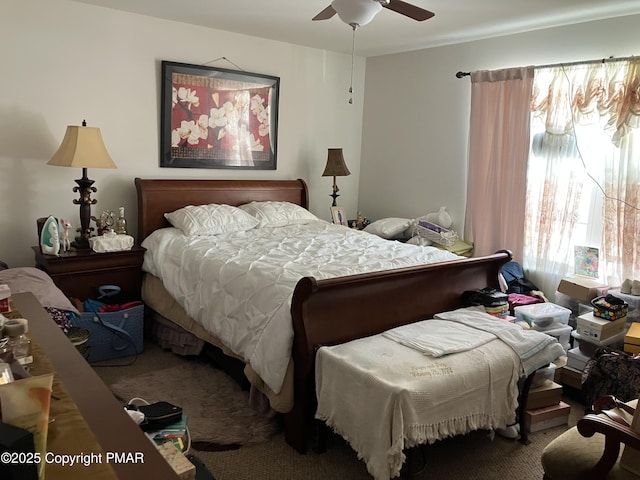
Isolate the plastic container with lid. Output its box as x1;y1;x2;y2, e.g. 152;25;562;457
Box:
3;318;32;366
571;329;626;356
514;303;571;328
531;362;557;388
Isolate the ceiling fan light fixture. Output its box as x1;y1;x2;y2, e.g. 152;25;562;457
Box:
332;0;382;27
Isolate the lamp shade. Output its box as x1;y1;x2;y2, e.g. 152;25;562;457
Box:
322;148;351;177
332;0;382;26
48;124;117;169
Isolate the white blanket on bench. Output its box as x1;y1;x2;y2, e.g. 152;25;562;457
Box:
315;309;564;480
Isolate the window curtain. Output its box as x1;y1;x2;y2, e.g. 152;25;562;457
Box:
525;59;640;294
464;67;534;260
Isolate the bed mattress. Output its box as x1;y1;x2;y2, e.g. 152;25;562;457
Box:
141;220;460;395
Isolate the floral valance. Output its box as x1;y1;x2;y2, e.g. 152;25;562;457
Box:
531;59;640;146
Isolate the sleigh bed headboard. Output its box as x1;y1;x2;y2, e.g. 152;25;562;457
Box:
134;177;309;241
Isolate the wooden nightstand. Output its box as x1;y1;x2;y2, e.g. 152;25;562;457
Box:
32;245;145;300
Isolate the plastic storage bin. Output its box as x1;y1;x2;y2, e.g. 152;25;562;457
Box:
531;362;557;388
71;304;144;362
567;347;591;371
514;303;571;328
571;329;626;357
536;324;572;353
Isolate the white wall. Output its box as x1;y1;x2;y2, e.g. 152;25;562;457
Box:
359;14;640;236
2;2;638;268
0;0;365;267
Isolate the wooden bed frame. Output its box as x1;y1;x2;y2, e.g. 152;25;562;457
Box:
135;178;514;454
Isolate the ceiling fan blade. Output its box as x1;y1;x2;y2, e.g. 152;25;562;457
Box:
384;0;435;21
312;5;337;21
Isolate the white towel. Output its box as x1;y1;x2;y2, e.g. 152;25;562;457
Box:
382;319;496;356
435;306;566;376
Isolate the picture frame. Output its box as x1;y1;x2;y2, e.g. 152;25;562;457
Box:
331;206;348;226
160;61;280;170
574;246;599;278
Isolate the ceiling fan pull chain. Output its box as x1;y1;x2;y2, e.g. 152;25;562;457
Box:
349;24;357;104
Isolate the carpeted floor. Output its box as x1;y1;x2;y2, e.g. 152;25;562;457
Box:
109;360;280;450
93;341;586;480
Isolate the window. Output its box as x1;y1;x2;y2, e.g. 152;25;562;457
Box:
524;60;640;296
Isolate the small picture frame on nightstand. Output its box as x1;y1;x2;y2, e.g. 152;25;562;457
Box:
331;206;348;226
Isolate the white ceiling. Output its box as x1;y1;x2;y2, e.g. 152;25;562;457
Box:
72;0;640;57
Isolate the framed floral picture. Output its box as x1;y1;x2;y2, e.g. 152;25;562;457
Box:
160;61;279;169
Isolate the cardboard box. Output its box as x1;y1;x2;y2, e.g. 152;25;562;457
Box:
624;322;640;354
525;401;571;433
557;276;608;302
625;343;640;355
576;312;627;341
527;381;563;410
559;366;582;390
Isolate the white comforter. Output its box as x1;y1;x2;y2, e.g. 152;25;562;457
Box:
141;220;460;394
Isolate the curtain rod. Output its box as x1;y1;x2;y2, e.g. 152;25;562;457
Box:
455;55;638;78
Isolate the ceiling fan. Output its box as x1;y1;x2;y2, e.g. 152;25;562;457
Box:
313;0;435;104
313;0;435;28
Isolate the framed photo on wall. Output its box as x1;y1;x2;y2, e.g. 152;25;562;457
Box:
331;206;348;226
160;61;280;170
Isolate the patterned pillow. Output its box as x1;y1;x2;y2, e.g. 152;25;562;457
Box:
238;201;319;228
164;204;259;236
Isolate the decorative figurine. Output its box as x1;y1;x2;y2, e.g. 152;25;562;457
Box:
115;206;127;235
91;214;104;236
92;210;115;236
58;218;72;252
40;215;60;256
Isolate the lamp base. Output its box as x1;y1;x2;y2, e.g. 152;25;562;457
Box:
330;192;340;207
71;236;90;250
72;167;97;251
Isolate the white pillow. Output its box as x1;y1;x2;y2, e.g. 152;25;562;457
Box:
363;218;412;239
164;204;259;236
238;201;318;227
406;235;433;246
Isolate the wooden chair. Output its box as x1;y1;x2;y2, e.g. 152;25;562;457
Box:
541;398;639;480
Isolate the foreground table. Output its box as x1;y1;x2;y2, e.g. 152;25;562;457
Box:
11;292;180;480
